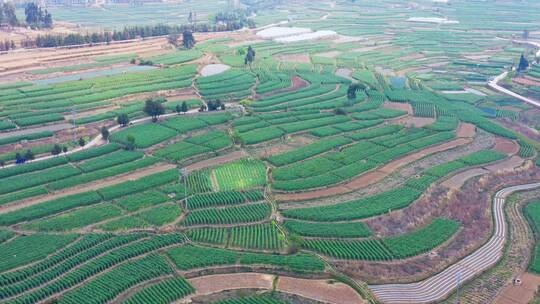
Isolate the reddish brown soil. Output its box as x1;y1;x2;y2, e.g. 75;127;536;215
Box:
383;102;413;114
495;272;540;304
494;138;520;155
394;116;435;128
187;273;365;304
274;54;311;63
277;277;365;304
485;156;525;173
258;75;309;98
456;123;476;138
184;150;248;173
276;137;472;201
513;77;540;87
441;168;489;189
0;163;175;214
188;273;274;296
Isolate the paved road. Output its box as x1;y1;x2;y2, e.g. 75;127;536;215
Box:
0;102;242;169
488;39;540;108
369;182;540;304
488;71;540;108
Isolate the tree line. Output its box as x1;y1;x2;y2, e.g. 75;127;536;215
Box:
0;3;52;28
19;10;254;49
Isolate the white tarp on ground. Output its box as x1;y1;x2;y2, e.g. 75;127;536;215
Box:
407;17;459;24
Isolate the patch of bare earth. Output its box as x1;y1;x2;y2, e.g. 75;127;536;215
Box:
514;77;540;87
277;277;365;304
456;122;476;138
441;168;489;189
496;272;540;304
394;116;435;128
0;163;175;214
188;273;274;296
187;273;365;304
274;54;311;63
258;76;309;98
485;155;525;173
314;51;341;58
383;102;413;114
494;137;520;155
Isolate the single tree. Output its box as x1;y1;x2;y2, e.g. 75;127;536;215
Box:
117;113;130;127
334;107;347;115
15;152;24;164
78;137;86;147
43;11;53;28
51;144;62;156
244;45;256;66
0;160;4;167
181;101;189;113
3;3;18;26
24;149;34;160
143;97;165;122
199;104;207;112
101;126;110;140
62;146;68;154
175;104;182;114
167;33;179;47
518;54;530;72
182;31;196;49
126;135;136;151
347;85;357;100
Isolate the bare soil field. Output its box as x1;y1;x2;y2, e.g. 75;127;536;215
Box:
383;101;413;114
188;273;274;296
485;155;525;173
277;277;365;304
514;77;540;87
494;137;520;155
441;168;489;189
394;116;435;128
187;273;364;304
274;54;311;63
456;123;477;138
495;272;540;304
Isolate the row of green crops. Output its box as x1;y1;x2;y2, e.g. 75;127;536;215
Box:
166;244;325;272
188;223;286;252
281;149;506;221
303;218;459;260
2;234;186;304
187;189;264;209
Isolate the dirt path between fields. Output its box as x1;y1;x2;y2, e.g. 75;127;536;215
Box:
0;163;176;214
187;273;365;304
276;124;475;201
183;150;248;173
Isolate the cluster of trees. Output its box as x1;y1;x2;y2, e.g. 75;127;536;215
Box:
25;3;52;29
0;3;18;27
20;15;243;49
0;3;52;28
0;39;16;52
213;11;255;31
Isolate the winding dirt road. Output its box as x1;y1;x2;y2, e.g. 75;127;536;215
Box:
369;182;540;304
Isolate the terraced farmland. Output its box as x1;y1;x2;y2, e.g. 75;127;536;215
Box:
1;1;540;303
